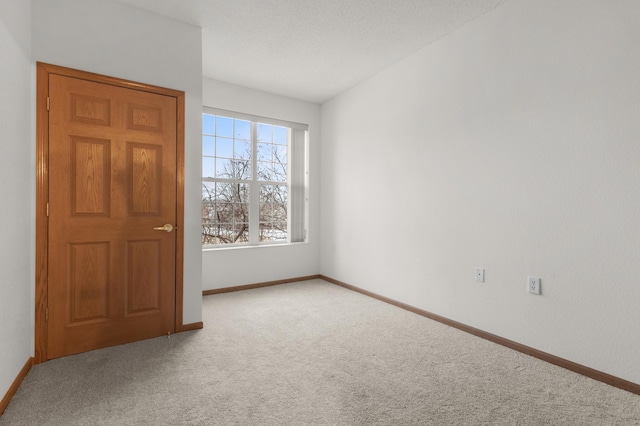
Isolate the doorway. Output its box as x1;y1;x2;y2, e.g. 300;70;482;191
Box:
35;63;186;361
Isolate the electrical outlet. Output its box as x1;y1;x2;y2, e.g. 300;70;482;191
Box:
475;268;485;283
527;276;541;295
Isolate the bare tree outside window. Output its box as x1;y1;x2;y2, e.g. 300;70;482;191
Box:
257;122;288;242
202;114;290;246
202;159;250;244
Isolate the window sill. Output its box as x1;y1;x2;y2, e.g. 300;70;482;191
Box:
202;241;308;252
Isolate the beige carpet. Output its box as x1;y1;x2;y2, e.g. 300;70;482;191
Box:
2;279;639;425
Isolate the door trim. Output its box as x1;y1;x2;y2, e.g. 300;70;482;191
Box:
35;62;186;363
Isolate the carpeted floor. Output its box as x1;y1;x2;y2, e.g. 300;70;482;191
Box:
2;279;639;425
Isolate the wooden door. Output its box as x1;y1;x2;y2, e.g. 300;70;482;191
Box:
46;73;178;359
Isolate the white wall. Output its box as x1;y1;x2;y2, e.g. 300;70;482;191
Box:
32;0;203;325
320;0;640;385
202;79;321;289
0;0;33;399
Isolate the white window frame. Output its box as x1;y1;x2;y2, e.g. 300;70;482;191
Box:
202;107;308;249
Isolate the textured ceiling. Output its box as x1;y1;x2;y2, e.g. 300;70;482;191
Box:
112;0;508;103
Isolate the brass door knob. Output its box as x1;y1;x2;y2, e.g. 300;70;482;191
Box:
153;224;174;233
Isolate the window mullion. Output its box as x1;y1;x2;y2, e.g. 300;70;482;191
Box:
249;121;259;244
286;129;292;242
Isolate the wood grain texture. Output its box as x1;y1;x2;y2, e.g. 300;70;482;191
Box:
173;95;186;331
128;143;161;215
319;275;640;396
70;94;111;126
35;64;50;364
127;240;161;314
37;63;184;98
69;242;110;323
48;73;176;358
71;137;111;215
127;104;162;132
178;321;204;332
0;357;33;416
36;63;186;361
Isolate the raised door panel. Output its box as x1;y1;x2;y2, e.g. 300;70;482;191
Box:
71;137;111;216
126;240;161;315
70;94;111;126
68;242;110;324
127;103;163;132
127;142;162;216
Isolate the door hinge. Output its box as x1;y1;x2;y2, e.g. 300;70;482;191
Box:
46;203;49;217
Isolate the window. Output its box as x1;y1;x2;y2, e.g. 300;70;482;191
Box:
202;108;308;247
